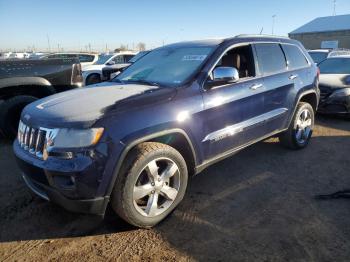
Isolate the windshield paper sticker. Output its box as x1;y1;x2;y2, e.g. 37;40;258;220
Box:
182;55;207;61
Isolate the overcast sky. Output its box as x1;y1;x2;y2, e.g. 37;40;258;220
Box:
0;0;349;52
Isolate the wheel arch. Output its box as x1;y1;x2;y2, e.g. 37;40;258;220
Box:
299;91;318;113
287;90;318;127
0;77;55;100
106;129;197;196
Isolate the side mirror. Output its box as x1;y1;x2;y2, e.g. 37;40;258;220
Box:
205;67;239;89
107;61;115;66
213;67;239;81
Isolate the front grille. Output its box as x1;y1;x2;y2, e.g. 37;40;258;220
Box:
18;121;47;159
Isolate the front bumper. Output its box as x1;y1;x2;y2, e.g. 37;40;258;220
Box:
22;172;109;215
318;92;350;115
13;140;109;215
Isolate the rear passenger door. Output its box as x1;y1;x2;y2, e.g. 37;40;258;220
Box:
254;43;293;133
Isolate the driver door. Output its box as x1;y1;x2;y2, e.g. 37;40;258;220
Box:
201;44;267;160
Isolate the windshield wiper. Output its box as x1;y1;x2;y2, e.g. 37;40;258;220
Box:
124;79;160;87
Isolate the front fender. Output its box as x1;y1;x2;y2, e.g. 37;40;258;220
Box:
98;126;198;197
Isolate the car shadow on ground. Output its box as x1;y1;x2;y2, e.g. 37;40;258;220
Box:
1;118;350;260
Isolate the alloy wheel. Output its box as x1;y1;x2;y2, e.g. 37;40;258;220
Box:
295;109;312;144
133;158;180;217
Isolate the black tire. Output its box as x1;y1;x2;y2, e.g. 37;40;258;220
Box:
86;74;101;86
0;95;38;139
279;102;314;149
111;142;188;228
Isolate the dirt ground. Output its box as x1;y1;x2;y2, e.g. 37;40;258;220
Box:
0;116;350;261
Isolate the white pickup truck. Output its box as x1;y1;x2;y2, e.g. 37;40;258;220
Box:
83;51;137;85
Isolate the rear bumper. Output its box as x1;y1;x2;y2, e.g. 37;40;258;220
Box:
22;172;109;215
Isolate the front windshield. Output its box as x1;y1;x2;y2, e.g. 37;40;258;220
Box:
309;52;328;64
318;58;350;74
94;54;113;65
114;46;214;87
129;51;149;63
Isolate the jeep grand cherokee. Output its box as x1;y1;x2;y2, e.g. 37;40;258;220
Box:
14;35;319;228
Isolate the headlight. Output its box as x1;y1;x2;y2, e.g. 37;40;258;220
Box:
329;88;350;98
48;128;104;149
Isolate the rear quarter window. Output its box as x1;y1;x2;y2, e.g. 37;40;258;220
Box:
255;43;287;75
282;44;309;70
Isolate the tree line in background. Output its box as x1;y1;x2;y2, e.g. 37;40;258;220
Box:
114;42;146;53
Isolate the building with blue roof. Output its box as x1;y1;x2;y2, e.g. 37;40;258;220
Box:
289;14;350;49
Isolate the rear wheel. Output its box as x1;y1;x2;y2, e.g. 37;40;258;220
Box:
86;74;101;85
279;102;314;149
0;95;38;139
111;142;188;228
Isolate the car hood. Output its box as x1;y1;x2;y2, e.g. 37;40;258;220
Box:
21;82;163;128
319;74;350;89
83;64;104;72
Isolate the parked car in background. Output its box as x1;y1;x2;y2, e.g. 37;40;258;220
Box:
83;51;137;85
308;49;331;64
8;52;31;59
102;50;150;81
317;56;350;116
0;58;83;138
13;35;319;228
41;53;99;69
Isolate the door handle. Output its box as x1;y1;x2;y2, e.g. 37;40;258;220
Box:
250;83;263;90
289;74;298;80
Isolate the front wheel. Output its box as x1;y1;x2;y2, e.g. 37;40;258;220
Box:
111;142;188;228
279;102;315;149
86;74;101;86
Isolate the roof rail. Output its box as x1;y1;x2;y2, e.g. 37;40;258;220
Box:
235;34;290;39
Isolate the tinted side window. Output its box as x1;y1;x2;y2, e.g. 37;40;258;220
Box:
79;54;95;62
255;43;287;75
113;55;125;64
282;44;309;69
124;55;134;62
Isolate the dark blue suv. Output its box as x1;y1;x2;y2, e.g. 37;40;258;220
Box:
14;35;319;227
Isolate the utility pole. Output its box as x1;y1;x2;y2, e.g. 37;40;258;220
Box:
272;15;276;35
333;0;337;16
46;34;51;52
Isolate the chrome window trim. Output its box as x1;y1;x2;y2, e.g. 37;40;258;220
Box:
204;41;312;87
202;108;288;142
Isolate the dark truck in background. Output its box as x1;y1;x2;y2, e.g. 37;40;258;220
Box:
0;58;83;138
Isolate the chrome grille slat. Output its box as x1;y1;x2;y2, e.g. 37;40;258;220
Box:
35;130;42;152
18;121;47;159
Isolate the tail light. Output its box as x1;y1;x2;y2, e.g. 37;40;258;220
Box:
71;63;83;87
317;67;320;78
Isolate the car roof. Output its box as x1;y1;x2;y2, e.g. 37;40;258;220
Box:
162;35;296;49
308;49;330;53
